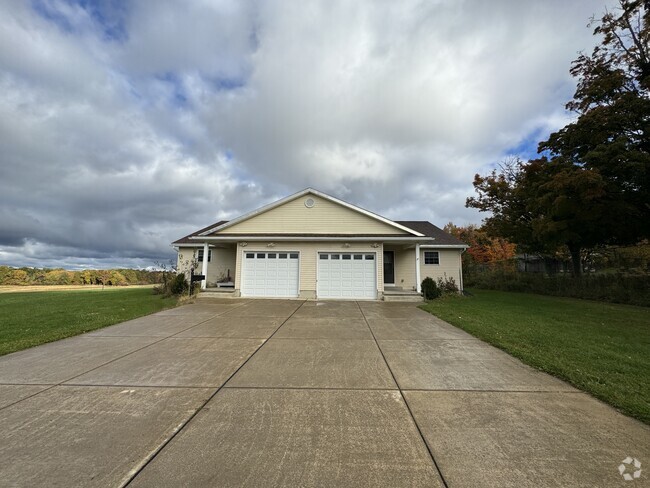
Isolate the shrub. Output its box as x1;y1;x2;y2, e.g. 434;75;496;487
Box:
436;275;459;294
421;277;441;300
153;273;188;297
170;273;189;295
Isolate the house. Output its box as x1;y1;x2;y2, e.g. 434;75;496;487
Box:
172;188;467;300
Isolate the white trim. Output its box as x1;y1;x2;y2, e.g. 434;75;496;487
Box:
419;244;468;249
415;243;421;293
201;242;209;289
423;250;441;266
196;188;425;237
191;236;434;242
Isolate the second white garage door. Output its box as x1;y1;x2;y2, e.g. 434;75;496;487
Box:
317;252;377;299
241;251;300;297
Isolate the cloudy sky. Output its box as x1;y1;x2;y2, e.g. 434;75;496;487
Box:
0;0;613;269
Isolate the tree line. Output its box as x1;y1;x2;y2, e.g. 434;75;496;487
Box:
468;0;649;276
0;266;165;286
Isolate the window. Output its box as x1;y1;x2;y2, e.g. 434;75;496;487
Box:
279;253;288;259
246;253;254;259
257;253;265;259
365;254;374;260
268;253;276;259
320;254;328;259
424;251;440;265
353;254;362;260
342;254;351;260
197;249;211;262
289;253;299;259
331;254;340;260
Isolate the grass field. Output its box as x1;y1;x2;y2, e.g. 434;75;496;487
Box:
420;289;650;424
0;288;177;356
0;284;154;293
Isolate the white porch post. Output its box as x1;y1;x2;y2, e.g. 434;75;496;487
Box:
201;242;209;290
415;243;421;293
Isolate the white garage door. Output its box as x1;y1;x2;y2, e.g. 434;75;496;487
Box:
241;252;300;297
317;253;377;299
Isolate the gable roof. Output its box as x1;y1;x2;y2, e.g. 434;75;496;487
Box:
395;221;467;246
197;188;424;237
171;191;467;247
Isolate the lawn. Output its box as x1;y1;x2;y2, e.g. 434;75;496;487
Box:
420;289;650;424
0;287;177;356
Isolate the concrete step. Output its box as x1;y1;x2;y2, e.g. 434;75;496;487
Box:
383;293;423;302
198;288;237;299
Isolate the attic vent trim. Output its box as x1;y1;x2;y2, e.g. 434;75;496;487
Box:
304;198;315;208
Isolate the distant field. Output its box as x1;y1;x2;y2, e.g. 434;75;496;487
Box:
0;288;177;356
420;289;650;424
0;284;155;293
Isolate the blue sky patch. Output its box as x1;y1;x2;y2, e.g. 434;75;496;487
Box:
31;0;128;41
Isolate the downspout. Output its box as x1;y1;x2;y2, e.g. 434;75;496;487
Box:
459;248;466;293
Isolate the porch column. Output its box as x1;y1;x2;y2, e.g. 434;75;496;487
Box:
415;243;421;293
201;242;209;289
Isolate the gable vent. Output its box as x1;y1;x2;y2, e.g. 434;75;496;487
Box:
304;198;315;208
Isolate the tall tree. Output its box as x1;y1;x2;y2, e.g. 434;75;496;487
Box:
540;0;650;243
468;1;649;275
467;158;607;274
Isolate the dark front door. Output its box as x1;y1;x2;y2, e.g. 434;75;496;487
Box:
383;251;395;284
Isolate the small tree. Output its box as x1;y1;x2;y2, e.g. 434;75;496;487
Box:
421;277;441;300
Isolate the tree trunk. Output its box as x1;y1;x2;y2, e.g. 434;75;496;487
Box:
568;244;582;277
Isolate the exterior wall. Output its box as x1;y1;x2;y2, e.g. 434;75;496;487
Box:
393;247;417;290
419;248;464;291
177;246;236;286
219;194;409;235
234;241;384;298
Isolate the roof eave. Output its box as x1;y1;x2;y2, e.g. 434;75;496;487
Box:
189;235;435;242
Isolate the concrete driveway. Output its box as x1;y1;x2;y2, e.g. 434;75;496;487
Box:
0;300;648;487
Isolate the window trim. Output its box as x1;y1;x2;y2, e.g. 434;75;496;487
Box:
197;249;211;262
423;251;440;265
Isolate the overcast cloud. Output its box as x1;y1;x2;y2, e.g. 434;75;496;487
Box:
0;0;612;269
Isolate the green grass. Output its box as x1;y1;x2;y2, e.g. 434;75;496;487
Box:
0;288;178;356
420;289;650;424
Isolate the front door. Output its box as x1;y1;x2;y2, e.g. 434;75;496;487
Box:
383;251;395;284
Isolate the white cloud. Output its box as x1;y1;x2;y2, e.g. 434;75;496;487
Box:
0;0;614;268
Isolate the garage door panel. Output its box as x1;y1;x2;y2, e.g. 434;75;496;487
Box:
242;252;299;298
317;252;377;299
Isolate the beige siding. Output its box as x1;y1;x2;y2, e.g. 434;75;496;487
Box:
235;241;384;298
177;246;236;286
392;247;417;290
219;194;409;235
419;248;464;291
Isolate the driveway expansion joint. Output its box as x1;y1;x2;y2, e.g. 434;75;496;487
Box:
357;301;450;488
0;302;250;412
121;300;308;487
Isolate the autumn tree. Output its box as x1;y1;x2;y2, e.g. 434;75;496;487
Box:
468;1;650;275
444;222;517;264
542;0;650;241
